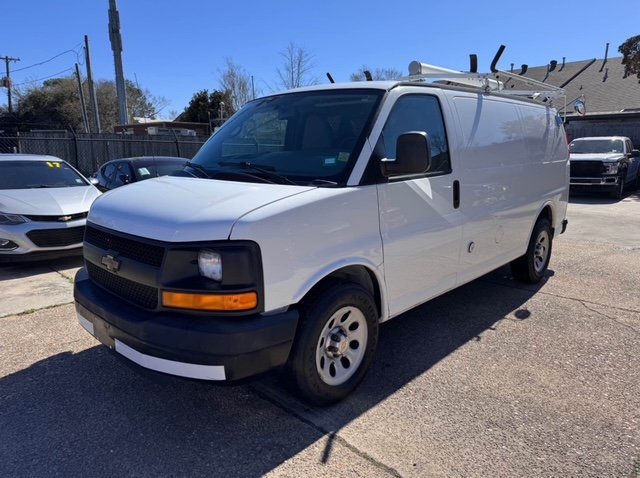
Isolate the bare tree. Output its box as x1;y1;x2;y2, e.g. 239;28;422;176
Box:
350;66;404;82
219;57;252;111
276;42;318;90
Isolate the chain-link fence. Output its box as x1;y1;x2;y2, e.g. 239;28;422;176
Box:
0;131;208;176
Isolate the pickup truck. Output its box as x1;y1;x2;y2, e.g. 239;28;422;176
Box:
568;136;640;198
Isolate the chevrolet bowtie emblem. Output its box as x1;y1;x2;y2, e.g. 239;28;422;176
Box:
101;253;121;272
58;215;73;222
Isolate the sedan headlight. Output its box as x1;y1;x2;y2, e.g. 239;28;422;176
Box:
603;163;619;175
0;213;27;225
198;249;222;281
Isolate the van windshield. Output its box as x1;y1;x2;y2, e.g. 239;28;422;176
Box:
189;90;383;185
570;139;624;154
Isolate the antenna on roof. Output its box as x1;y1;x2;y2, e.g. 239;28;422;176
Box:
326;72;335;84
559;57;566;72
364;70;373;81
519;64;528;75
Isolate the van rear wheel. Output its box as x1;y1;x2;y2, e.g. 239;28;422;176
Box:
510;218;552;284
286;283;379;405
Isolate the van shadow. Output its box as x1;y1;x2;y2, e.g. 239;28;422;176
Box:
569;188;640;204
0;255;84;279
0;266;546;476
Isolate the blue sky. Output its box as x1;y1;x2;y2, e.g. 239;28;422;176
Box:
1;0;637;118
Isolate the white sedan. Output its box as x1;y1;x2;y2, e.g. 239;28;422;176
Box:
0;154;101;262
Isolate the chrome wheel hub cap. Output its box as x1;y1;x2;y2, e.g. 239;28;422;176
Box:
315;306;368;386
534;230;550;273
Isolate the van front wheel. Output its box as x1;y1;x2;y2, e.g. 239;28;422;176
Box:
510;218;553;284
286;283;379;405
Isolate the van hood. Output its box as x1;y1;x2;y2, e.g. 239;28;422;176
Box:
88;176;315;242
0;186;101;216
569;153;623;162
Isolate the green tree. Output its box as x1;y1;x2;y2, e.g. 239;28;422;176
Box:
177;89;234;125
619;35;640;81
9;76;168;132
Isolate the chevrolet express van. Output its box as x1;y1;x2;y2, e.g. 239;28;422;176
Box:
74;77;569;404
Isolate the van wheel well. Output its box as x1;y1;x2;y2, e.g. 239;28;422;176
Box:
538;205;553;233
299;266;382;318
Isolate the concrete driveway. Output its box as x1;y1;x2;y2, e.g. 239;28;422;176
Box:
1;190;639;477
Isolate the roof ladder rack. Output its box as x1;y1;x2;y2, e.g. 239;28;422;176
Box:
404;44;566;104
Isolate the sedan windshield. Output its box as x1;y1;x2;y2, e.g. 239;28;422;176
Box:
0;160;89;190
189;89;383;185
570;139;624;154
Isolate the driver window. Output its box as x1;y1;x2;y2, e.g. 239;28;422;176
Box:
382;95;451;176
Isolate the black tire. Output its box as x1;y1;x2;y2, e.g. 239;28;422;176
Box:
286;283;379;405
611;172;625;199
510;217;553;284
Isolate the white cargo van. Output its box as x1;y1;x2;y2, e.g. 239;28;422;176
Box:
75;65;569;404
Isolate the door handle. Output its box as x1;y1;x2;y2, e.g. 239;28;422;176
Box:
453;180;460;209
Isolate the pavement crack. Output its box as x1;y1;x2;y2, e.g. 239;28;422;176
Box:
480;278;640;315
1;301;74;319
480;278;640;336
580;301;640;336
250;383;402;477
47;266;75;284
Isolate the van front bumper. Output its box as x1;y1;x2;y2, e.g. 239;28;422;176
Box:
74;267;299;382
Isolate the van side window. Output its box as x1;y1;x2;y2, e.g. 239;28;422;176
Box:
382;95;451;176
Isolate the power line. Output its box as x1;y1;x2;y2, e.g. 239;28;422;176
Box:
12;43;84;73
14;67;75;86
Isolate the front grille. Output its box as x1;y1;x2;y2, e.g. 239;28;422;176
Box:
87;262;158;309
24;212;88;222
84;225;165;267
27;226;85;247
570;160;603;177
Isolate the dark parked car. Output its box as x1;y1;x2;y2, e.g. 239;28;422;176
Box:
93;156;187;191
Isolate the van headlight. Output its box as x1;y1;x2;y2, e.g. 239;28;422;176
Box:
603;163;619;175
198;249;222;281
0;212;26;225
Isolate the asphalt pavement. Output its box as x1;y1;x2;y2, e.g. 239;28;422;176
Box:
1;190;639;477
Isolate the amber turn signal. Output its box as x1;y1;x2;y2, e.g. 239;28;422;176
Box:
162;291;258;311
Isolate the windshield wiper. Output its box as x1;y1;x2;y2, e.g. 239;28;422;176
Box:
184;161;213;178
308;179;338;187
218;161;299;186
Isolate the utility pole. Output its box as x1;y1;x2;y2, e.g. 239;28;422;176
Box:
84;35;101;133
1;56;20;114
75;63;90;133
109;0;129;126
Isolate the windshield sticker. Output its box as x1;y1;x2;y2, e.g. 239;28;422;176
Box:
75;179;83;183
46;162;62;168
138;167;151;176
324;157;336;165
337;152;350;162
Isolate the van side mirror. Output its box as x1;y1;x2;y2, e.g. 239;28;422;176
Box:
381;132;432;177
630;149;640;158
